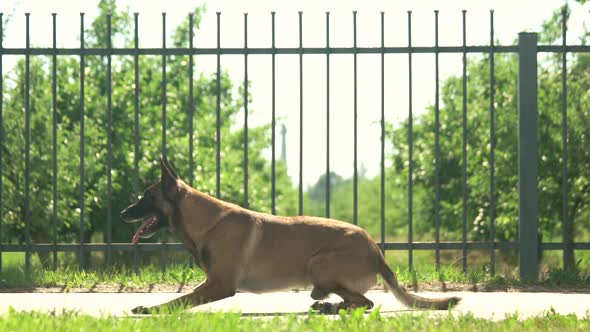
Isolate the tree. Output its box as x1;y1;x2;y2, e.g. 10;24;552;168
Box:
304;171;410;240
0;0;297;267
307;171;343;204
385;6;590;270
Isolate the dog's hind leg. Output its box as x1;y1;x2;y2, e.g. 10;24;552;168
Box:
311;286;330;300
331;287;374;310
310;286;332;312
310;286;374;313
307;251;377;313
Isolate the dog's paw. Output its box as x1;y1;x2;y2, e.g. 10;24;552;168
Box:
131;305;152;315
310;301;337;314
311;301;371;314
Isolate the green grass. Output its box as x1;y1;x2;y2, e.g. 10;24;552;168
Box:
1;252;205;290
0;307;589;331
1;251;589;290
0;263;205;290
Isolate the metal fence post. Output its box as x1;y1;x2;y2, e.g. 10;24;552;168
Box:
518;32;539;281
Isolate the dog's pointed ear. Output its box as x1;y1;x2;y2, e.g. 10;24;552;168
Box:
162;155;180;179
160;156;179;199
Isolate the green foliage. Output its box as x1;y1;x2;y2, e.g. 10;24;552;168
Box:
0;309;589;331
302;5;589;272
386;52;522;242
305;173;408;239
0;0;296;262
385;7;590;254
1;250;589;290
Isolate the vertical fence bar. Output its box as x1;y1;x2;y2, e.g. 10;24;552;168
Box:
79;13;85;268
298;11;303;216
352;11;358;226
51;13;58;270
271;12;276;215
188;13;194;189
133;13;139;201
216;12;221;199
518;32;539;281
161;13;167;159
434;10;441;272
188;13;195;269
243;13;249;209
325;11;331;218
106;13;113;267
133;12;140;275
0;12;3;274
380;12;385;252
407;11;413;272
560;8;570;272
24;13;31;272
461;10;468;274
489;10;496;276
160;12;167;274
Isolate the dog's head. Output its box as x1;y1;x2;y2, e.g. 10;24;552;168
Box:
120;156;183;244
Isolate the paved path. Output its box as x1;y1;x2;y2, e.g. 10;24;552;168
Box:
1;291;589;320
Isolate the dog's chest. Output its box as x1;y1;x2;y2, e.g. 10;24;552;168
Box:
181;240;209;272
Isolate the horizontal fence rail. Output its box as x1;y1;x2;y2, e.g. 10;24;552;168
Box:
2;45;590;55
2;241;590;253
0;10;589;280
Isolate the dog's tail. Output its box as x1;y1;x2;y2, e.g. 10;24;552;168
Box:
379;260;460;310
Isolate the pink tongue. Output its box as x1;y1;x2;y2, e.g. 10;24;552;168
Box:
131;216;156;244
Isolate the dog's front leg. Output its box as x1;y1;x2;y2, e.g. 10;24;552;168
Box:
131;280;235;314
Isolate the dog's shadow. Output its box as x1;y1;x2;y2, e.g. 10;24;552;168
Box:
127;309;414;318
238;309;413;317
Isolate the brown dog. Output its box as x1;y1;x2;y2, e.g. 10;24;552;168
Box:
120;157;460;314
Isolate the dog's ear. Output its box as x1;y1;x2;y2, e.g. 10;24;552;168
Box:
160;156;179;200
162;155;179;179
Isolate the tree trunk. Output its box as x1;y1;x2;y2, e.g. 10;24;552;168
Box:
563;220;576;272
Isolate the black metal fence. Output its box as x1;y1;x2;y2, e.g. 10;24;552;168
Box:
0;10;589;280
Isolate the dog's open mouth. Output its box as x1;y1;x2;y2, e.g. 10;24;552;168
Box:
131;215;160;244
